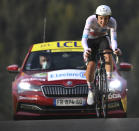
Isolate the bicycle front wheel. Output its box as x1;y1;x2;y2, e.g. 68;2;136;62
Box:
94;69;102;118
101;71;108;118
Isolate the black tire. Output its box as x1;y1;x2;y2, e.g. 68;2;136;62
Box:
95;70;103;118
95;94;102;118
101;70;108;118
94;70;101;118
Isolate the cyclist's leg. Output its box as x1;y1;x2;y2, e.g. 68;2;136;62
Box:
86;39;98;105
86;61;96;89
104;49;113;78
86;39;98;89
86;61;96;105
99;36;113;78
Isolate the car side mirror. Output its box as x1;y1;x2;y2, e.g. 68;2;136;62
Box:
119;62;132;71
7;64;20;73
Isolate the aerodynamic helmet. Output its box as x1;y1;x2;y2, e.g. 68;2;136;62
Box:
96;5;112;16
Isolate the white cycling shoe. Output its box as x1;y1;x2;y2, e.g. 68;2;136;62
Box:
87;89;95;105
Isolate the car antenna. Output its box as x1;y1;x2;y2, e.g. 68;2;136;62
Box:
43;17;47;42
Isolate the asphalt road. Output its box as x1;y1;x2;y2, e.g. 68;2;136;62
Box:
0;118;139;131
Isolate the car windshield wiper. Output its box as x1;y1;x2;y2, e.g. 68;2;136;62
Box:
76;66;86;69
24;68;42;71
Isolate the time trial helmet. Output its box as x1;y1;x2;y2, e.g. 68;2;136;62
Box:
96;5;112;16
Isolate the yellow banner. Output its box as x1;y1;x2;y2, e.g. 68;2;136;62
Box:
31;41;83;52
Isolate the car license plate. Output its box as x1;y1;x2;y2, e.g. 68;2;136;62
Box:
55;98;86;106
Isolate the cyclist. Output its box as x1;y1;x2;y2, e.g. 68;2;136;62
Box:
81;5;122;105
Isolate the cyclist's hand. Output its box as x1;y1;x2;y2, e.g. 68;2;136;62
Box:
114;48;122;56
83;48;92;62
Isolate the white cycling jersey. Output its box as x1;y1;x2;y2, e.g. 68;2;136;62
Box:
82;15;118;51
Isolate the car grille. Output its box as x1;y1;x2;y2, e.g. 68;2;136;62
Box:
42;85;88;97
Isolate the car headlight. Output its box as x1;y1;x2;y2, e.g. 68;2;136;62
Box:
108;79;122;92
18;82;41;93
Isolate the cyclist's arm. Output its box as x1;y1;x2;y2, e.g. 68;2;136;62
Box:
81;16;93;50
111;30;117;51
110;18;118;51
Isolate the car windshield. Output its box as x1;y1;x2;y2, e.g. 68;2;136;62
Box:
23;51;86;71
